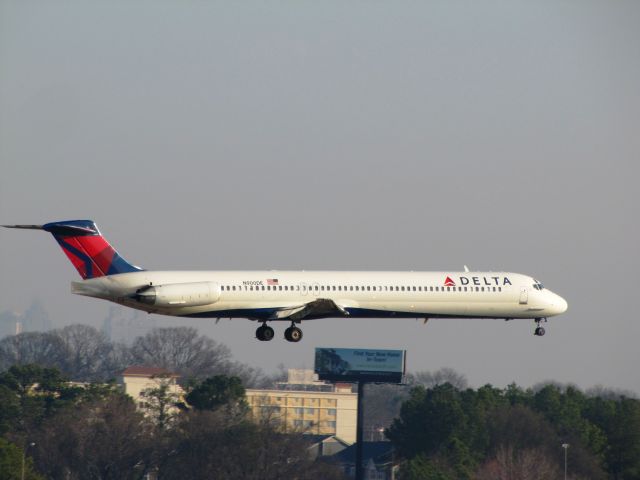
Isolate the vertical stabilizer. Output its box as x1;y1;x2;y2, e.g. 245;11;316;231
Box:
3;220;143;279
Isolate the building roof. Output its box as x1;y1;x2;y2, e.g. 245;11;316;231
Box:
120;366;179;378
302;434;334;445
331;441;394;465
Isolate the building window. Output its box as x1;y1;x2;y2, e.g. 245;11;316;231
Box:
327;408;336;416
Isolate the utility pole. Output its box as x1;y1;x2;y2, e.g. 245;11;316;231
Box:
562;443;569;480
21;442;35;480
355;381;365;480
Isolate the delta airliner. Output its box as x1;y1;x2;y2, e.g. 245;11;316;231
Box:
4;220;568;342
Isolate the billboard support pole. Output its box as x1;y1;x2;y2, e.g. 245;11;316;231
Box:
355;381;365;480
314;347;406;479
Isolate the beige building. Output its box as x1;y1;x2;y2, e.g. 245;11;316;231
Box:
246;370;357;443
117;366;184;411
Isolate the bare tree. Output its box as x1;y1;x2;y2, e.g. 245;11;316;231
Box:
130;327;233;380
409;367;468;390
32;394;154;480
0;332;69;372
475;444;563;480
159;410;345;480
585;385;638;400
364;383;410;436
52;324;125;381
226;361;269;388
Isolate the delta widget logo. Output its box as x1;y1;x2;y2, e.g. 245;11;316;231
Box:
444;276;456;287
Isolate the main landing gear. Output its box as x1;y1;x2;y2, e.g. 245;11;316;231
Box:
534;317;547;337
284;323;303;343
255;322;303;342
256;323;275;341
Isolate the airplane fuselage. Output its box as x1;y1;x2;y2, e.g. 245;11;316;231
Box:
72;270;568;321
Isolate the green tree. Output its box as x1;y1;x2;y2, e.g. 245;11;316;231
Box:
386;384;468;460
504;382;529;406
0;364;117;440
398;453;453;480
186;375;246;412
602;397;640;479
0;364;68;438
140;375;182;431
0;438;41;480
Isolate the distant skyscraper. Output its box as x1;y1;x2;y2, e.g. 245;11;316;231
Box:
0;300;52;340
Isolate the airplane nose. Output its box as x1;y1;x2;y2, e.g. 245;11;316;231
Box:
553;295;568;315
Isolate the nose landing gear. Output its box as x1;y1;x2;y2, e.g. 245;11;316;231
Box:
534;317;547;336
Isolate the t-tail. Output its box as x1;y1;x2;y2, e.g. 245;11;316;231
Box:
3;220;143;279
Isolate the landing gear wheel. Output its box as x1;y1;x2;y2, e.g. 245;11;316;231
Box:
284;325;303;343
534;317;547;337
256;324;275;341
534;326;546;336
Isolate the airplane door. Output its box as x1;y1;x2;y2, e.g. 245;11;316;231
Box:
519;287;528;305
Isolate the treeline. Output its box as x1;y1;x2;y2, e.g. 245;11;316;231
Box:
386;382;640;480
0;325;278;387
0;364;344;480
2;326;639;479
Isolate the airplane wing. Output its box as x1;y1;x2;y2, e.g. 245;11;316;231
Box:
270;298;350;321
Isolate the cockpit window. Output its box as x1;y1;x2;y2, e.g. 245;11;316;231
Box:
532;280;545;290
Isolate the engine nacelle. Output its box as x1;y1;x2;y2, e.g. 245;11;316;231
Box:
133;282;220;307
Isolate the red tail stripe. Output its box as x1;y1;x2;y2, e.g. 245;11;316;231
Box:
66;237;107;278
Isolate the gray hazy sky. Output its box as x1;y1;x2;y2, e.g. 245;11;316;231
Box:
1;1;639;392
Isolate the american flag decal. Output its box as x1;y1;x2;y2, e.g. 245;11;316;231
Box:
267;278;279;285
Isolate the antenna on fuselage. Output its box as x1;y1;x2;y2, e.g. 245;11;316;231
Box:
464;265;470;272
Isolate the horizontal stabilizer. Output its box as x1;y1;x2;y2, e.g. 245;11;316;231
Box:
3;224;44;230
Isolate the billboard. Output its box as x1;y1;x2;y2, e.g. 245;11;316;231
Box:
314;348;406;383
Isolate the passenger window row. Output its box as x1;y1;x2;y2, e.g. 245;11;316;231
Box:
219;285;503;293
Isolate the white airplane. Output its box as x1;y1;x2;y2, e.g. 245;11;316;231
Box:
4;220;568;342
